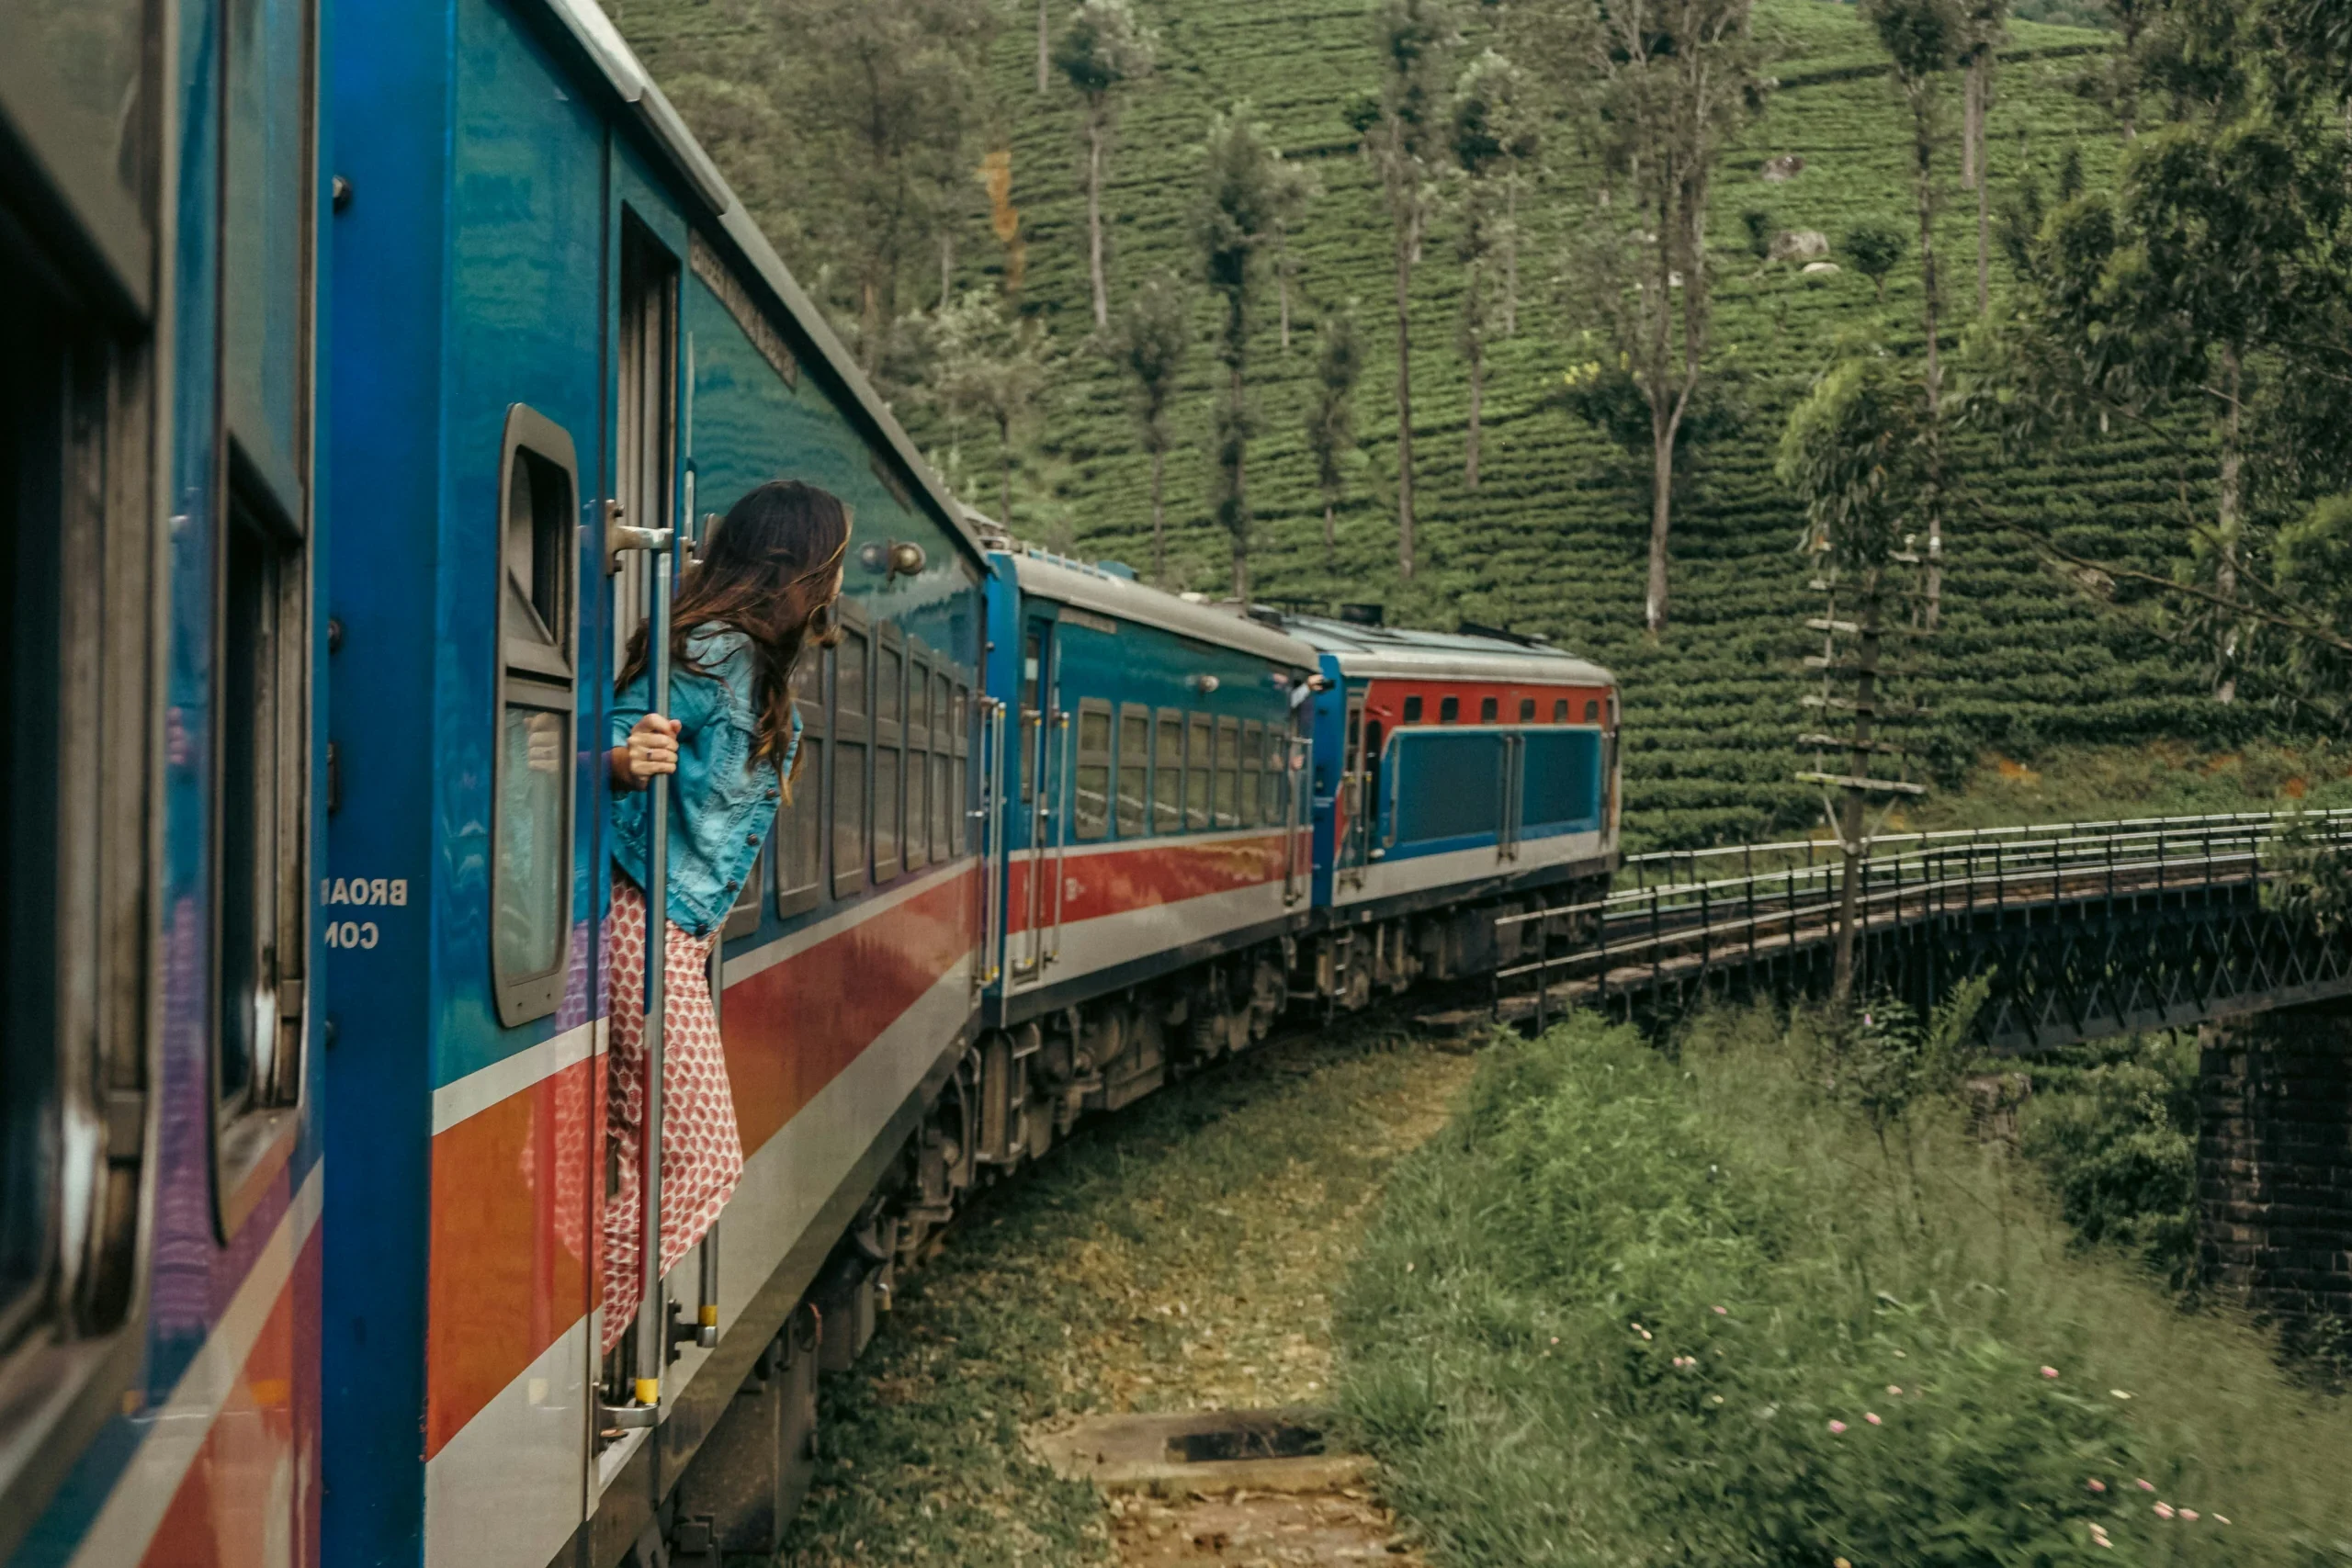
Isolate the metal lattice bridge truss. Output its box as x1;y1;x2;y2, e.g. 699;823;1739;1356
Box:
1465;809;2352;1053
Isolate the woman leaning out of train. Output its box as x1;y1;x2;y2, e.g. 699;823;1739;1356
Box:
601;479;850;1355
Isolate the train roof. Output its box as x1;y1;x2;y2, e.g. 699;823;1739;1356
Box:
1269;611;1617;688
534;0;987;568
1003;550;1320;669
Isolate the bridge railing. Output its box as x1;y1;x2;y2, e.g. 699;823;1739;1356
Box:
1491;807;2352;1031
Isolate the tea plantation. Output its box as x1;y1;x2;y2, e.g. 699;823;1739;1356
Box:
613;0;2263;848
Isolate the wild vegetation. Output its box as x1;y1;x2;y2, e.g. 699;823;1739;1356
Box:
1338;1008;2352;1565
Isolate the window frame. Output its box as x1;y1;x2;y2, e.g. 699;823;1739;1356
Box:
1153;708;1184;834
774;642;828;920
1402;694;1423;723
1213;716;1240;829
905;643;932;874
1071;697;1113;841
1115;705;1149;839
830;601;871;898
949;675;970;858
1184;713;1213;830
488;406;581;1025
1439;695;1460;724
1239;720;1264;828
1554;698;1569;722
873;619;905;884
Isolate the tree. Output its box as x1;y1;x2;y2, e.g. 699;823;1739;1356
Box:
1579;0;1763;635
1114;273;1191;582
1353;0;1456;581
1778;354;1932;1009
929;288;1054;529
1306;303;1365;570
1846;220;1905;302
1196;106;1314;601
1863;0;1962;628
1958;0;2010;318
1450;49;1535;489
1056;0;1159;332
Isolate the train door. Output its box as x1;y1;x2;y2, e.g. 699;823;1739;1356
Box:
1498;732;1524;863
1284;713;1312;905
1011;615;1064;985
1336;694;1368;887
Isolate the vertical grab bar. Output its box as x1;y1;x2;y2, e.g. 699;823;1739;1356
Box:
634;537;676;1415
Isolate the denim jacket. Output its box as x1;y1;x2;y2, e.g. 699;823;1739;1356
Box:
610;624;801;937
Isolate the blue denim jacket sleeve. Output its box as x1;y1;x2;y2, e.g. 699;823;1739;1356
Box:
608;625;789;936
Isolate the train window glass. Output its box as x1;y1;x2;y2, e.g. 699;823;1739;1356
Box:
1555;698;1569;722
949;682;969;857
831;619;869;897
1214;718;1240;828
613;217;675;675
906;654;930;873
1479;696;1498;722
222;0;313;511
1403;695;1423;722
1116;706;1148;837
214;480;307;1232
1239;722;1262;828
1519;697;1535;722
492;411;578;1026
777;650;824;918
1439;695;1459;723
1185;715;1212;830
932;671;953;859
1261;725;1283;826
1074;701;1112;840
1587;698;1600;723
1018;631;1041;806
874;633;902;883
1153;709;1182;833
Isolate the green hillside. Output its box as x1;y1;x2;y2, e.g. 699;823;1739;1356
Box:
614;0;2267;849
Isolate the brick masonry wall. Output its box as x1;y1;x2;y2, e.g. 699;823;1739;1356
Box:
2199;1000;2352;1337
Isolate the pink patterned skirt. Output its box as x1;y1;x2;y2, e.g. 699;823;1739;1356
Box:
601;874;744;1355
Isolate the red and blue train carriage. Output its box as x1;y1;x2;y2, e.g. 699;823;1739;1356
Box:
3;0;329;1559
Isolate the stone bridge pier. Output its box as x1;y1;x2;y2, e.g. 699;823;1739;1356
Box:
2199;1000;2352;1348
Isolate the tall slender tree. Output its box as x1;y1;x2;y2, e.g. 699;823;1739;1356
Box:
1197;106;1313;601
1583;0;1762;635
1353;0;1456;581
1450;49;1533;490
930;288;1054;528
1056;0;1159;332
1959;0;2010;319
1306;303;1365;570
1114;273;1192;582
1865;0;1962;628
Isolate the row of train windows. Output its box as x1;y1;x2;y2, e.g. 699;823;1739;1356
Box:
1067;704;1291;842
729;618;973;934
1401;694;1603;725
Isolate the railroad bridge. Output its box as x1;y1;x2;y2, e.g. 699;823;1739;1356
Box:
1463;808;2352;1345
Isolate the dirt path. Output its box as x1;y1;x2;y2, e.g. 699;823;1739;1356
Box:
776;1020;1476;1568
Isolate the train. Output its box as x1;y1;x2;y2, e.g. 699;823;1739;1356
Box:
0;2;1619;1565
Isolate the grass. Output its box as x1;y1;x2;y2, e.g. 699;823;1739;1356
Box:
605;0;2327;851
1336;1007;2352;1566
775;1016;1476;1567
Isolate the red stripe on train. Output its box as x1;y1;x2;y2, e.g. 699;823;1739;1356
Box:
1004;830;1306;934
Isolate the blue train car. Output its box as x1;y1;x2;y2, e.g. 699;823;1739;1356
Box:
967;545;1319;1130
1281;613;1621;1007
322;3;986;1564
1;0;330;1562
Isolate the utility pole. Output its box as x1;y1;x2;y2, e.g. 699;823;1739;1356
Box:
1797;547;1928;1011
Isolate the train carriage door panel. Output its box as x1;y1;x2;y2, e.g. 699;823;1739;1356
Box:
1338;696;1367;879
1283;721;1310;904
610;217;676;672
1012;616;1061;983
491;409;581;1023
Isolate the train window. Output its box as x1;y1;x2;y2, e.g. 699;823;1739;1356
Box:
491;410;579;1027
222;0;314;513
1403;695;1423;722
1074;700;1112;840
1588;698;1601;723
1555;698;1569;722
1439;695;1459;723
1520;697;1535;722
1018;631;1041;805
831;615;870;897
949;681;970;857
931;671;953;859
1261;724;1283;826
1239;722;1263;828
1479;696;1498;722
214;479;308;1234
777;649;826;919
1117;706;1149;837
1214;718;1240;829
1186;715;1213;830
906;652;931;873
1153;709;1183;833
874;631;903;883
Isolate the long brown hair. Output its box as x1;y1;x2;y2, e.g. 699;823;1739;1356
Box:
618;479;850;787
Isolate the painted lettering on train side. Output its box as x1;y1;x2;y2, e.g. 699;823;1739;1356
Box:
319;876;408;907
